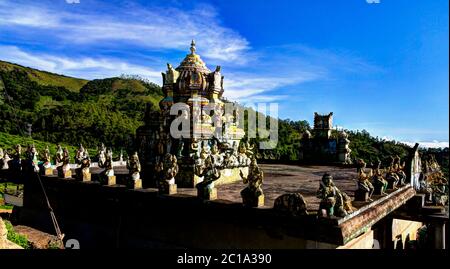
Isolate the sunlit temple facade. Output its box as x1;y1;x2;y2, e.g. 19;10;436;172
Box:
136;41;248;187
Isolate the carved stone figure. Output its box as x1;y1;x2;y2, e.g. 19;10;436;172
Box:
74;147;90;181
317;173;353;217
1;151;10;170
97;143;107;168
274;193;308;216
418;173;433;202
190;138;199;158
393;155;406;186
127;152;142;189
355;165;374;202
105;149;114;176
158;153;178;194
372;159;388;195
176;139;185;158
354;159;374;201
195;155;221;200
210;143;223;167
75;144;86;165
24;144;39;173
165;63;179;85
386;156;400;189
10;144;22;172
55;144;63;167
101;149;115;185
212;65;222;91
431;177;448;206
57;148;71;178
40;145;53;176
80;155;91;182
240;158;264;207
237;143;250;166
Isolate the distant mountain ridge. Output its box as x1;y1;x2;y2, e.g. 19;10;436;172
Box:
0;60;88;92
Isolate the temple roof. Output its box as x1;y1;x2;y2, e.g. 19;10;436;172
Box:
176;40;211;73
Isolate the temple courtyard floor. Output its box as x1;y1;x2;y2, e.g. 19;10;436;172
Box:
177;164;358;211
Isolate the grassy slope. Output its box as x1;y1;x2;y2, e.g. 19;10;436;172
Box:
0;60;88;92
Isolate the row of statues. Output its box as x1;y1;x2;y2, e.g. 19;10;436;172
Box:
355;156;407;202
0;144;142;189
417;155;448;206
153;141;265;207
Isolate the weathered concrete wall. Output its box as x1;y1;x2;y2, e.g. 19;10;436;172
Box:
392;219;423;249
11;172;416;249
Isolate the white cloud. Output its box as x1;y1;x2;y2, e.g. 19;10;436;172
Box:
0;0;250;64
401;141;449;149
0;45;162;82
224;71;319;102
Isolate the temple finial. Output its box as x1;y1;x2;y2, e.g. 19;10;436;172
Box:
190;39;196;55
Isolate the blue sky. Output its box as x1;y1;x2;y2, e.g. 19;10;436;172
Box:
0;0;448;147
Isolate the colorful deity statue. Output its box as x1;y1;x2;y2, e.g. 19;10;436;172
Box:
237;142;252;167
355;159;374;202
57;148;72;178
210;143;224;167
372;159;388;195
0;149;10;170
104;149;114;177
10;144;22;172
195;155;221;200
55;144;63;167
127;152;141;181
24;144;39;173
127;152;142;189
157;153;178;194
393;155;407;186
39;145;53;176
42;146;51;168
385;156;401;190
79;153;91;181
431;176;449;206
418;173;433;202
240;157;264;207
317;173;353;217
74;146;90;181
97;143;107;168
75;144;86;165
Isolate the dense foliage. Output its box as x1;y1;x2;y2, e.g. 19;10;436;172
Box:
0;63;162;151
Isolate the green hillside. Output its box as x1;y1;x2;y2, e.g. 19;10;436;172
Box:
0;131;88;159
0;60;88;92
0;60;163;151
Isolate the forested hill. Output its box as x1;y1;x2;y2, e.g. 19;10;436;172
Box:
0;60;163;150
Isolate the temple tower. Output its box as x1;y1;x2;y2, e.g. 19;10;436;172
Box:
137;41;248;187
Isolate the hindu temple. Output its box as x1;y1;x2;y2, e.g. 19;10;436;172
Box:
299;112;352;164
136;41;248;188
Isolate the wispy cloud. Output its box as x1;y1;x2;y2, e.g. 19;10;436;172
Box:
0;45;162;82
0;0;381;104
0;0;250;64
224;71;319;102
401;140;449;149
